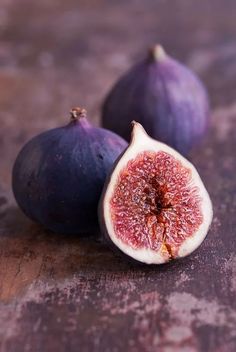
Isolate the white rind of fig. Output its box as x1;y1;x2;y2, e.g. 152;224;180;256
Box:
100;122;213;265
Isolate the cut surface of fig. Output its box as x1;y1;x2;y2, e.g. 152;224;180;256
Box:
100;122;213;264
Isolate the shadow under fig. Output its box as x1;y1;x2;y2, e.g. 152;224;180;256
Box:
0;205;193;291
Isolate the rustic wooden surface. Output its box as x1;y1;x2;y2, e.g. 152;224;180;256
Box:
0;0;236;351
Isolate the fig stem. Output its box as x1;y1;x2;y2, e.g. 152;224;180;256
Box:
131;121;149;143
149;44;166;62
70;107;87;121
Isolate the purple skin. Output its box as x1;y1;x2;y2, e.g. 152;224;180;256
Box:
102;45;210;155
12;108;128;234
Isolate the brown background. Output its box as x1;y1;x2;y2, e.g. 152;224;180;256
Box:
0;0;236;351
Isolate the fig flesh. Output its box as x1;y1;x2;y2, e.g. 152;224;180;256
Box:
102;45;210;155
12;107;128;234
99;122;213;264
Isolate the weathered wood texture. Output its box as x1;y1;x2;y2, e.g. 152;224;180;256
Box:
0;0;236;351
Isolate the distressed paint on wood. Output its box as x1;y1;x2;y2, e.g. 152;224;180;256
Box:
0;0;236;351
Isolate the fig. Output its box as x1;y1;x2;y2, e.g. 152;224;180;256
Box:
102;45;210;154
99;122;213;264
12;107;128;234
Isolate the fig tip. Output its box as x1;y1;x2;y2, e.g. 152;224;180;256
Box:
149;44;166;61
70;107;87;121
131;121;148;141
131;120;142;131
131;120;138;127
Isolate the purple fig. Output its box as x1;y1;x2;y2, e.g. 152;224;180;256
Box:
102;45;210;155
12;107;128;234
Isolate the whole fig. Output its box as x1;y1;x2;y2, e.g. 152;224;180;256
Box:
102;45;210;154
12;107;128;234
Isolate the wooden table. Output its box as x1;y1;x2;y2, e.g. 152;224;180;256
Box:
0;0;235;351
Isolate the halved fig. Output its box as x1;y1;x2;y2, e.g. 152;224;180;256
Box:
99;122;213;264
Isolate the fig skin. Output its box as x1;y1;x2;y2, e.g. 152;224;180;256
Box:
102;45;210;155
12;107;128;234
99;122;213;265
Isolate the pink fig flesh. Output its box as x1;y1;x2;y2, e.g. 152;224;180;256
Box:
100;122;213;264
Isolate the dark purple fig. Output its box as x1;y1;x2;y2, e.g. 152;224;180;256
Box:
12;107;128;234
102;45;210;155
99;122;213;264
